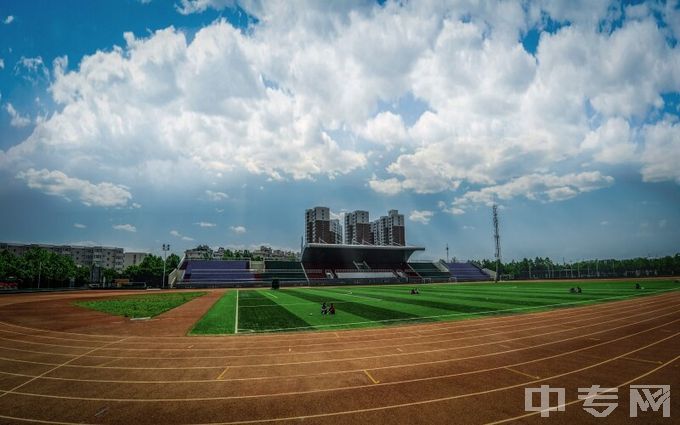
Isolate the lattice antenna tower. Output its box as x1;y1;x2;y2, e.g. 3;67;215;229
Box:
492;204;501;283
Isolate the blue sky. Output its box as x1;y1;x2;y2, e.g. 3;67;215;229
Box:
0;0;678;261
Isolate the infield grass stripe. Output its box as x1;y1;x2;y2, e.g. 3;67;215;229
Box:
189;291;237;335
286;288;425;323
74;292;206;319
237;291;311;332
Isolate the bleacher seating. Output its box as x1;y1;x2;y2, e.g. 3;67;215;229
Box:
407;262;452;281
182;260;256;283
446;262;491;281
261;260;307;281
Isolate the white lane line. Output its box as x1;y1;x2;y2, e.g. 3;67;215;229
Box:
234;290;239;335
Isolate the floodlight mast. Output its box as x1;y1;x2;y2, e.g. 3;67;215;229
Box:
162;243;170;289
492;205;501;283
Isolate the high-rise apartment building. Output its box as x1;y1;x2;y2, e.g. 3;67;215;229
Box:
305;206;334;244
370;209;405;246
330;219;343;244
344;210;371;245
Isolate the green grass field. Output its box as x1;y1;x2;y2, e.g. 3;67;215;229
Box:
75;291;206;318
190;280;679;334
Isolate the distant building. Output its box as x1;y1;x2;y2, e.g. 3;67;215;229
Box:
330;219;343;244
252;245;299;260
371;209;405;246
0;242;125;271
123;252;149;268
305;206;338;244
344;210;371;245
184;245;213;260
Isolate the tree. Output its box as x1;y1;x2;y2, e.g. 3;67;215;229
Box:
166;253;180;270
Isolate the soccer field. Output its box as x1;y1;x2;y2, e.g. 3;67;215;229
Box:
189;280;680;334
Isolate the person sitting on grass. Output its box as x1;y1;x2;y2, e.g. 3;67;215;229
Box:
411;288;416;295
577;286;582;294
321;302;327;315
635;283;642;290
415;288;420;295
569;287;576;293
329;303;335;315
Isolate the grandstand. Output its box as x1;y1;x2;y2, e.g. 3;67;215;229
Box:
174;244;493;287
446;262;491;281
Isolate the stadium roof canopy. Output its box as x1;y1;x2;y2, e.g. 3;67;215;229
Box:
301;243;425;264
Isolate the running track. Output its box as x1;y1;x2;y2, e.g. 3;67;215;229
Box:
0;289;677;424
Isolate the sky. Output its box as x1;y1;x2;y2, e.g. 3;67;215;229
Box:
0;0;678;262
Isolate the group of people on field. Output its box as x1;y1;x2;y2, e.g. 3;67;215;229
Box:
321;302;335;315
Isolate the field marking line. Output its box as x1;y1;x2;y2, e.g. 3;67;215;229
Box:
622;356;662;365
0;336;128;400
0;299;675;373
396;347;403;352
363;369;379;384
234;290;239;335
503;366;539;380
95;358;119;367
4;314;677;399
216;367;230;380
485;353;679;424
262;291;278;299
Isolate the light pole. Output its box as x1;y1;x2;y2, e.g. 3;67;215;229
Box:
162;244;170;289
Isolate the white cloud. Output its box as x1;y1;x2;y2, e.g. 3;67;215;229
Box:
0;58;4;69
14;56;49;83
230;225;246;234
0;2;678;215
368;176;403;195
205;190;228;201
73;223;86;229
194;221;216;227
113;224;136;233
175;0;234;15
581;118;637;164
409;210;433;224
442;171;614;214
600;220;609;226
5;103;31;127
170;229;194;241
16;168;133;207
640;119;680;184
3;16;14;25
358;111;409;147
462;225;475;230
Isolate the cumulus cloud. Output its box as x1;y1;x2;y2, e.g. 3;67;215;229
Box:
1;1;678;215
205;190;228;201
5;103;31;127
170;229;194;241
640;119;680;184
194;221;216;227
16;168;133;207
113;224;136;232
442;171;614;214
0;58;4;69
3;16;14;25
409;210;433;224
230;225;246;234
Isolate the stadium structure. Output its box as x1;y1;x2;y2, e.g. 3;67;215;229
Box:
170;206;491;287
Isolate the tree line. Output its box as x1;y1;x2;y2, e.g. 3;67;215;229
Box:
0;248;180;288
475;254;680;279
